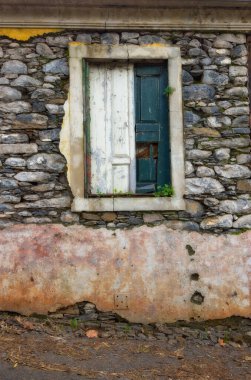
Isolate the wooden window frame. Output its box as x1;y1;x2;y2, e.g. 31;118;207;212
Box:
61;43;185;212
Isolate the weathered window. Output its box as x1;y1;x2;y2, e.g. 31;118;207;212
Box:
88;62;171;196
61;44;185;211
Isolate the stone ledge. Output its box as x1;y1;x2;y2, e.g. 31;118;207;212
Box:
0;8;251;31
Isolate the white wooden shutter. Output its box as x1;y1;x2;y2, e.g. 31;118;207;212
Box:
89;62;135;194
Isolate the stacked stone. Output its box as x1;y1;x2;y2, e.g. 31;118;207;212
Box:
181;33;251;231
0;36;70;227
0;31;250;231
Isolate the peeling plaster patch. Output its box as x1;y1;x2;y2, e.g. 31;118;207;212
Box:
0;225;250;323
0;28;62;41
59;97;70;185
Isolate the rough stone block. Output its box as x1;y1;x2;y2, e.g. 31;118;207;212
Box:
139;35;166;45
201;214;233;229
0;143;37;154
27;153;66;172
183;84;215;101
231;45;247;59
0;86;22;102
39;129;60;142
214;56;231;66
182;70;194;85
225;87;248;98
219;199;251;214
11;75;42;87
236;154;251;165
45;104;64;115
0;133;28;144
186;178;224;195
0;178;18;189
0;101;32;113
76;34;92;43
61;211;80;224
1;60;27;74
43;58;69;76
46;36;72;47
202;70;229;86
224;106;249;116
184;110;200;127
200;138;250;149
191;127;220;138
196;166;215;177
15;197;71;209
31;88;55;100
101;212;117;222
14;113;48;129
219;34;246;44
233;215;251;229
214;148;230;162
232;115;249;128
101;33;119;45
237;180;251;193
14;171;51;183
186;149;212;160
229;66;248;77
121;32;139;42
143;213;165;224
214;165;251;179
36;43;56;58
185;161;194;175
208;48;230;57
184;200;204;217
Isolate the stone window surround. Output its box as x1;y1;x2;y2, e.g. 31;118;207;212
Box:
65;42;185;212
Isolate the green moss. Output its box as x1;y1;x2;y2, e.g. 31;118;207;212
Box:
154;184;174;197
230;228;250;235
163;86;175;96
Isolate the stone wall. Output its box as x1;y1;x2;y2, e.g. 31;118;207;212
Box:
0;31;250;232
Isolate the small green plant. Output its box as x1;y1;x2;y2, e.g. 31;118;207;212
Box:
223;331;230;343
163;86;175;96
113;189;133;196
123;324;132;333
70;318;78;330
154;184;174;197
113;188;123;195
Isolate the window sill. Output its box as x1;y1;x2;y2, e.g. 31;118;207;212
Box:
71;196;186;212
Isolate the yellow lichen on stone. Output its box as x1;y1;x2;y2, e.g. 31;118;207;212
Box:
0;28;62;41
144;43;169;47
69;41;84;46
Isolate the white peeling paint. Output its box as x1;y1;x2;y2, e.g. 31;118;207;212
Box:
89;62;135;194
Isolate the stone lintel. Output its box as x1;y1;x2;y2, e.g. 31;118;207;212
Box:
0;7;251;31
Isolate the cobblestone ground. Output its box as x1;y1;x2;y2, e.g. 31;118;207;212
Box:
0;308;250;380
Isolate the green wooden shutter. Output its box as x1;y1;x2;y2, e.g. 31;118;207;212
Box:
135;64;171;193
